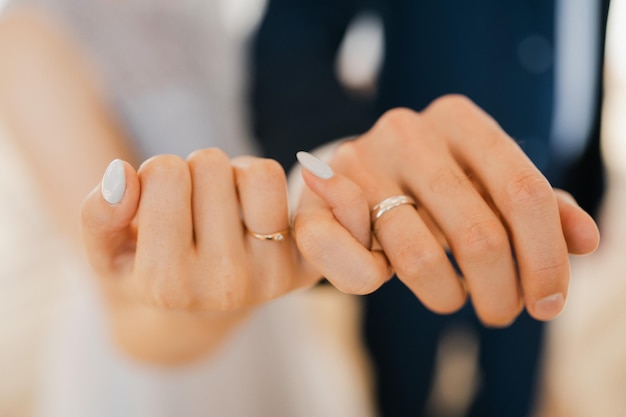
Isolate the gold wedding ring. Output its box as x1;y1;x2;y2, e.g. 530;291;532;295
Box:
371;195;417;225
247;228;290;241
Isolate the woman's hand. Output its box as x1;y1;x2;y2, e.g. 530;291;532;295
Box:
293;95;600;327
81;149;320;364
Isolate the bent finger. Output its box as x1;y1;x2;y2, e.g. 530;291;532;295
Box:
555;189;600;255
295;188;392;295
135;155;194;266
188;149;243;255
299;144;466;313
296;151;371;247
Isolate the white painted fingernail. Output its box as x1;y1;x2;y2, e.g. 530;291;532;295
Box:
101;159;126;205
296;151;334;179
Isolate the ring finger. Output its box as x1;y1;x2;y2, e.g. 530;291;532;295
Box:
363;173;467;314
232;156;297;299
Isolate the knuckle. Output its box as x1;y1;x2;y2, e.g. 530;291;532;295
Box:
528;256;570;281
393;242;442;279
473;290;523;328
504;170;553;208
352;272;386;295
332;140;359;165
150;278;195;311
417;285;469;316
375;107;421;139
323;256;387;296
187;148;230;173
428;169;465;196
479;309;519;328
139;154;188;182
474;296;523;328
331;140;371;175
436;294;468;315
335;273;384;296
245;158;286;187
256;157;285;177
456;219;508;263
380;107;418;126
428;94;476;115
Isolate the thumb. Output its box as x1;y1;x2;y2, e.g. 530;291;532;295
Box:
81;159;140;274
555;189;600;255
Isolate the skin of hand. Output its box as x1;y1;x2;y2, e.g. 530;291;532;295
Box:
293;96;600;328
0;11;321;364
0;8;599;362
82;152;321;363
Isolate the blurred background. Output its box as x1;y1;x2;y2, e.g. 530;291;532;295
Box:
0;0;625;416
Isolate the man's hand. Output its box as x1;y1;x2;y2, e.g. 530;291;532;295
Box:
293;95;600;327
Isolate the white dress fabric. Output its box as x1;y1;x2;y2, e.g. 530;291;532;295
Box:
4;0;375;415
38;275;374;417
16;0;257;159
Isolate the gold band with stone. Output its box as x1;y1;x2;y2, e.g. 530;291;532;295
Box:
246;228;290;241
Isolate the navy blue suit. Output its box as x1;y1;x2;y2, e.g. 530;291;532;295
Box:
252;1;609;416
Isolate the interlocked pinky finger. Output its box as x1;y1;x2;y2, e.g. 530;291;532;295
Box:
295;188;393;295
297;151;371;248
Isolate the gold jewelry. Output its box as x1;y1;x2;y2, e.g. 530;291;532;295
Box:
371;195;417;225
247;228;290;241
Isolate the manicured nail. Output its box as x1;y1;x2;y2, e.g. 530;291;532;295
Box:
101;159;126;204
534;293;564;319
296;151;334;179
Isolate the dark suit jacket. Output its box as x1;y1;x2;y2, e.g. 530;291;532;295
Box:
251;2;610;416
252;0;609;217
